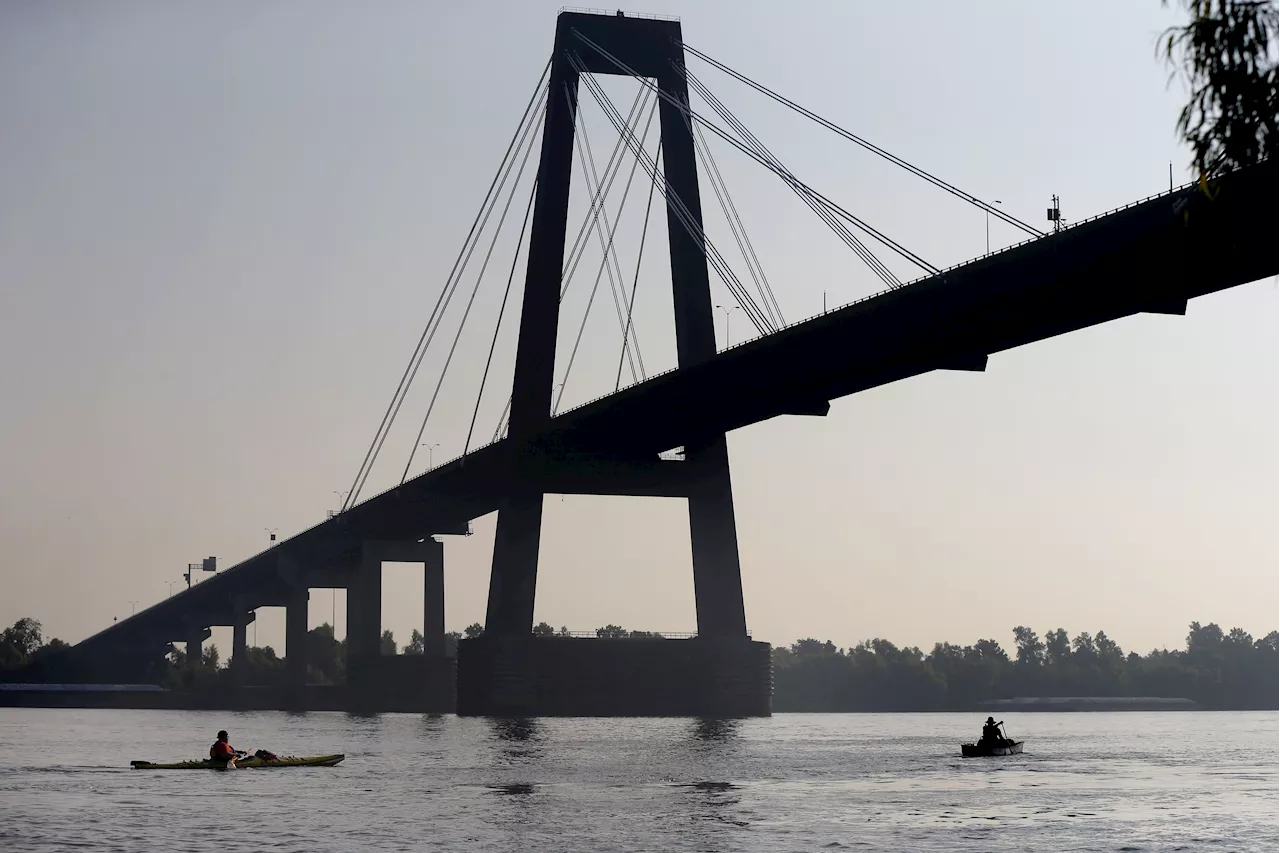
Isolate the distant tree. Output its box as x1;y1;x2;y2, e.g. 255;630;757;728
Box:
1044;628;1072;667
532;622;556;636
1161;0;1278;178
304;623;345;685
380;630;397;656
463;623;485;639
557;626;572;636
0;618;44;668
595;625;627;638
1012;626;1046;667
402;629;425;655
202;644;220;670
444;631;462;657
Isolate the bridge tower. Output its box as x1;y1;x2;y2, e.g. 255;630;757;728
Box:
486;10;747;640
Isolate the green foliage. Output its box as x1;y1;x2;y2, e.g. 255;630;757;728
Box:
379;629;397;656
0;618;68;673
532;622;556;636
402;629;425;655
463;623;485;639
1161;0;1278;177
595;625;627;638
773;622;1278;711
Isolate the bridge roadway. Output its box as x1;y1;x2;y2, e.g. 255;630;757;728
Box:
72;160;1276;663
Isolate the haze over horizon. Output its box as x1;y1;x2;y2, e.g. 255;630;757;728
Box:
2;0;1276;660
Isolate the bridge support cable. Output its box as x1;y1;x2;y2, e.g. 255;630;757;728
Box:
400;94;546;483
366;82;546;495
577;61;775;337
684;68;904;289
683;44;1044;238
618;149;659;392
343;59;551;510
570;29;935;281
554;86;659;415
689;117;785;326
570;86;656;386
487;87;654;444
560;85;650;301
465;176;539;457
492;397;512;443
570;52;776;337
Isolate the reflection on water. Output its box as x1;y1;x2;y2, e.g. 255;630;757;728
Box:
689;717;740;742
487;782;536;796
489;716;539;743
0;710;1273;853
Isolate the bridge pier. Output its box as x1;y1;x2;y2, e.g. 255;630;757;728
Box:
462;10;768;717
285;587;309;698
687;436;748;638
230;600;251;689
184;628;204;671
344;539;454;712
423;538;445;656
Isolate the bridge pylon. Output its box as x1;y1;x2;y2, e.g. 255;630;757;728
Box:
486;9;748;641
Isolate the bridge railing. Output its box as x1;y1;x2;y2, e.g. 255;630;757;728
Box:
558;6;680;22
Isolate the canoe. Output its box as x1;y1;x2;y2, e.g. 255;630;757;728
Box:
961;741;1024;757
130;754;344;770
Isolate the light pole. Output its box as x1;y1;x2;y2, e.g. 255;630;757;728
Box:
128;600;139;616
985;200;1003;254
421;442;440;469
264;527;278;544
715;304;741;346
166;581;178;598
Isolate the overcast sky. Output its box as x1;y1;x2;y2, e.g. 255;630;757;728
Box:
1;0;1275;659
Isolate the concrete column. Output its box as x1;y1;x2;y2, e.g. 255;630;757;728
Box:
686;436;748;638
185;630;203;670
347;543;382;661
231;605;249;688
424;538;445;657
285;587;309;690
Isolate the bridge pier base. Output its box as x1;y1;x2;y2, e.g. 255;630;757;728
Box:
457;635;772;717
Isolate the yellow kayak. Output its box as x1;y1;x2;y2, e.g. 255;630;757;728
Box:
130;754;344;770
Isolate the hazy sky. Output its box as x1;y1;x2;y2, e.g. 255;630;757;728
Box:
1;1;1275;660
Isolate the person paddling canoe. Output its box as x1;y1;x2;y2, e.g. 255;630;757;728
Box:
980;717;1007;746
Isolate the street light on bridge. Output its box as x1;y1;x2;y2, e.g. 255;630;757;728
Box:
986;200;1003;254
715;304;741;347
421;442;440;470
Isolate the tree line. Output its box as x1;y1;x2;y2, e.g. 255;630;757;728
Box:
771;622;1278;711
5;615;1274;711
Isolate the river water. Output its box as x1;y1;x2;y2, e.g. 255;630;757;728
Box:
0;709;1274;852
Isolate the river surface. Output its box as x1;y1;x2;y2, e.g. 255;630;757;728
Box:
0;709;1274;852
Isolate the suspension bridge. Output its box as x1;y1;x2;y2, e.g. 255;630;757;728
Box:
50;9;1276;715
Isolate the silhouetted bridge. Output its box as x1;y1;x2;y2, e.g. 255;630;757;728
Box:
57;10;1277;715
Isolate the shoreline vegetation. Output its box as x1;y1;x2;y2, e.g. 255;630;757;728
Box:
3;618;1276;712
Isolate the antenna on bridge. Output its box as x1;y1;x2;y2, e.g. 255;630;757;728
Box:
1047;195;1063;233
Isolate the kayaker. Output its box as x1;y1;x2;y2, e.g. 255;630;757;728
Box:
209;730;236;763
981;717;1005;745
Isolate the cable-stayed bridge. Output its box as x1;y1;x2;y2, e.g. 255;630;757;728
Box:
52;10;1276;715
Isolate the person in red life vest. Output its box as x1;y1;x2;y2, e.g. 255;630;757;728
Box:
210;730;237;763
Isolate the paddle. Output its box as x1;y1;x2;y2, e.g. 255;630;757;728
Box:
998;721;1012;747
